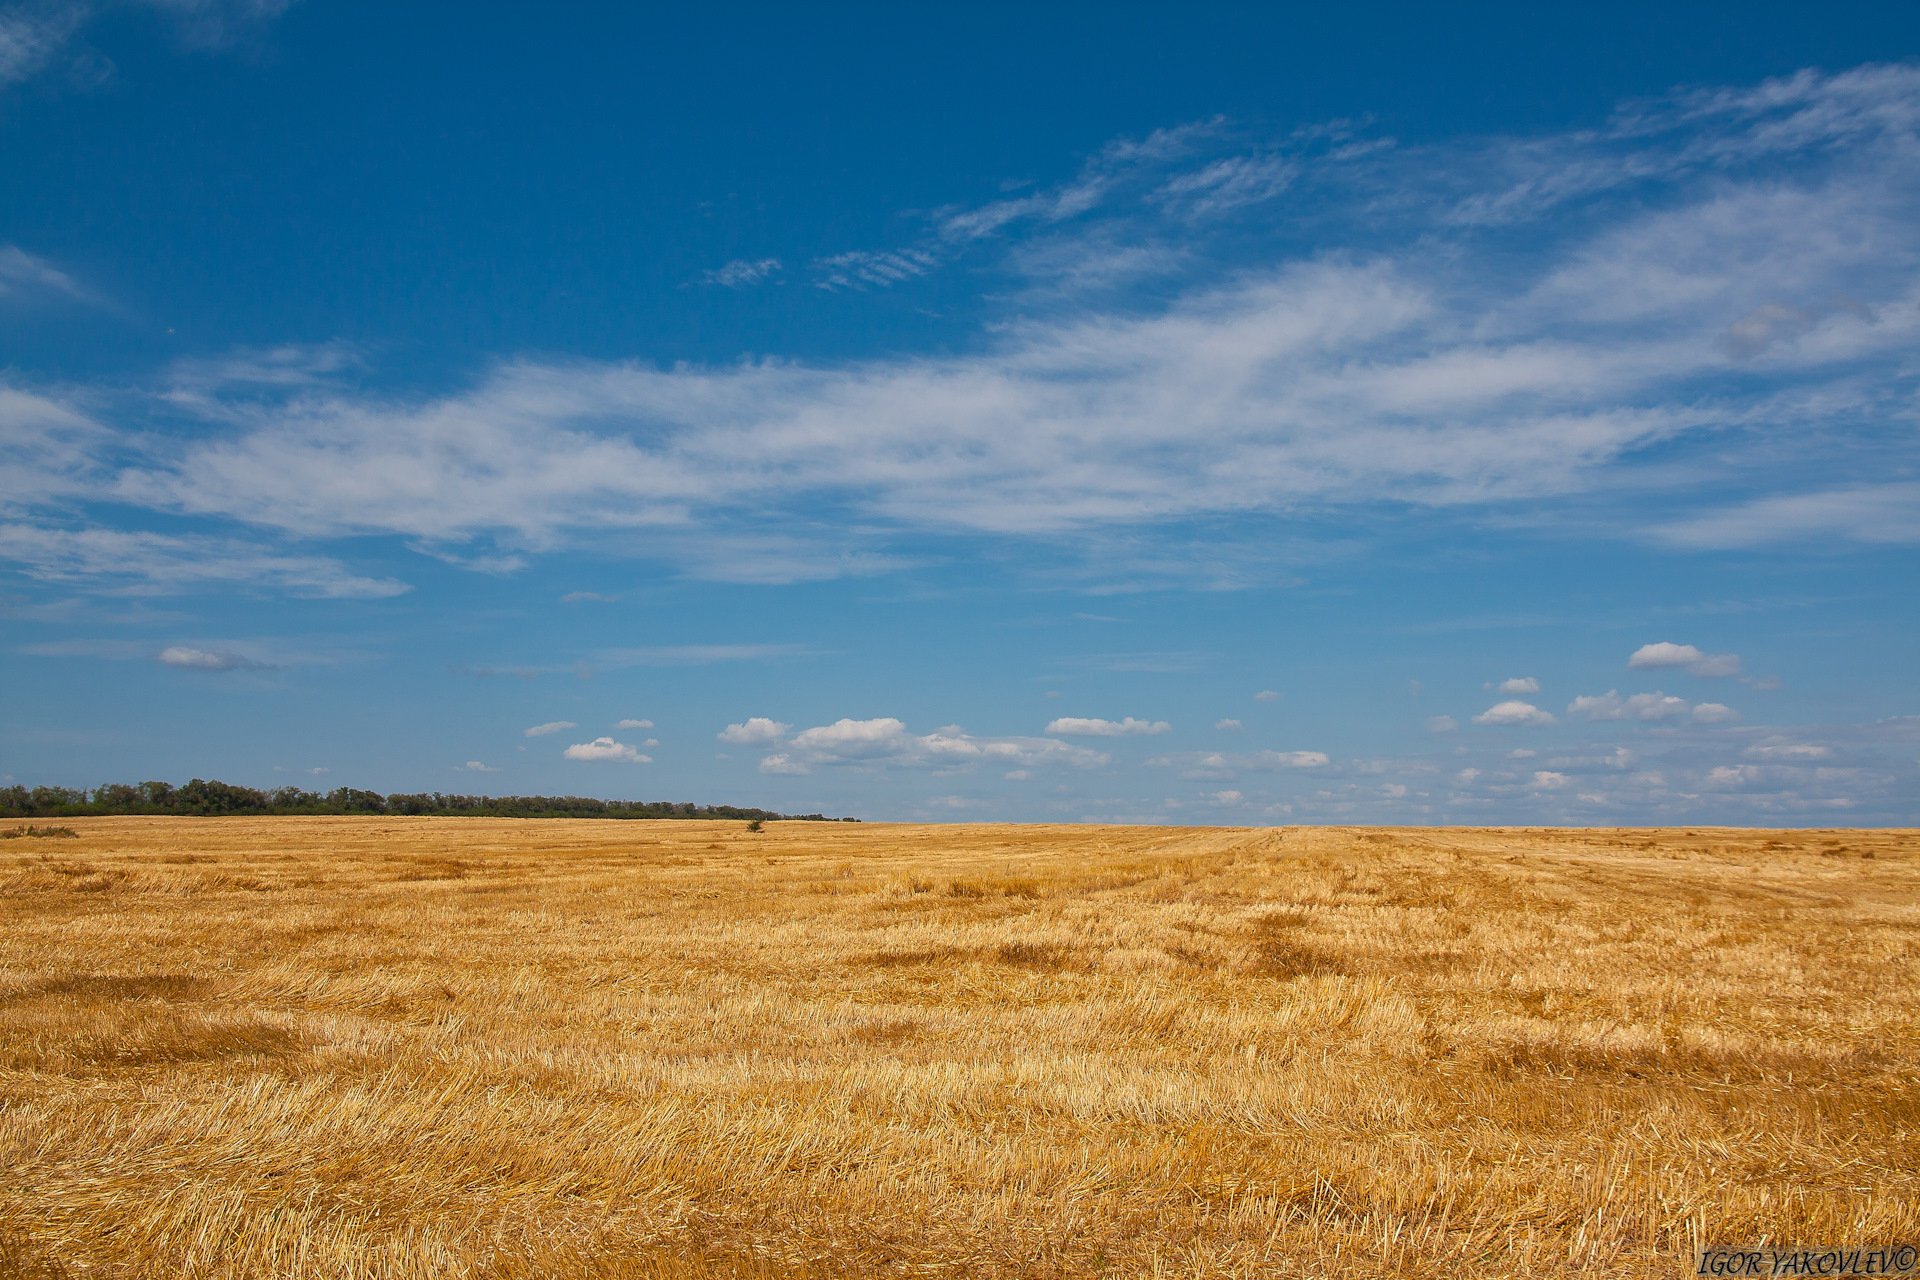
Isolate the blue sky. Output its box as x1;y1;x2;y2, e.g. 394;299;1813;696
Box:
4;1;1919;824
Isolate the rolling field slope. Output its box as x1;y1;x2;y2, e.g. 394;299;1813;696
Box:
1;819;1916;1278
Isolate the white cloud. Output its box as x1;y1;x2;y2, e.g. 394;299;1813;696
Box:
1259;750;1329;768
562;737;651;763
1214;718;1243;730
758;717;1109;774
1627;642;1742;678
811;248;938;291
1566;690;1726;722
156;645;267;671
703;258;782;288
0;1;292;88
1493;676;1539;694
1472;700;1557;727
523;721;577;737
1657;483;1920;548
459;761;500;772
614;718;653;730
4;65;1920;597
1253;690;1280;702
1529;771;1569;790
1146;749;1328;778
1209;789;1245;804
1155;155;1297;218
0;522;410;599
1044;716;1170;736
1455;768;1480;783
717;717;789;745
1626;693;1692;721
0;246;93;304
1425;715;1458;733
1743;741;1831;760
1545;747;1636;770
0;5;86;86
1567;692;1625;720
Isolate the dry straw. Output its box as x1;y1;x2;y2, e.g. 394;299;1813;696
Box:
1;818;1915;1278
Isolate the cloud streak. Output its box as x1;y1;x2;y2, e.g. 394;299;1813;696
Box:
5;66;1919;592
1044;716;1170;736
759;717;1110;775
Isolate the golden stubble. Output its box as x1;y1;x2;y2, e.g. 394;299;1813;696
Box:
0;818;1915;1279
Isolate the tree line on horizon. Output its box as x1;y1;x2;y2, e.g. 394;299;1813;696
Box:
0;779;853;823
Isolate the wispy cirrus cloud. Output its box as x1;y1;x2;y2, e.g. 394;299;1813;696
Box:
0;522;410;598
0;3;89;85
0;245;94;305
0;0;295;89
3;65;1918;594
703;257;781;288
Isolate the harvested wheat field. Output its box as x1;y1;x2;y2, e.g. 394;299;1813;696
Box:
1;819;1916;1279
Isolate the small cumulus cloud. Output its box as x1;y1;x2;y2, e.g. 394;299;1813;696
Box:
718;717;790;745
1426;715;1458;733
1214;718;1243;730
523;721;577;737
562;737;651;763
1567;691;1735;723
1455;768;1480;784
1253;690;1280;701
614;718;653;730
1488;676;1539;694
459;761;500;772
1529;771;1569;790
1045;716;1170;736
1472;701;1556;727
1146;749;1327;778
1209;790;1244;805
703;258;782;288
1743;741;1830;760
156;645;268;671
1628;642;1741;678
770;717;1109;773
